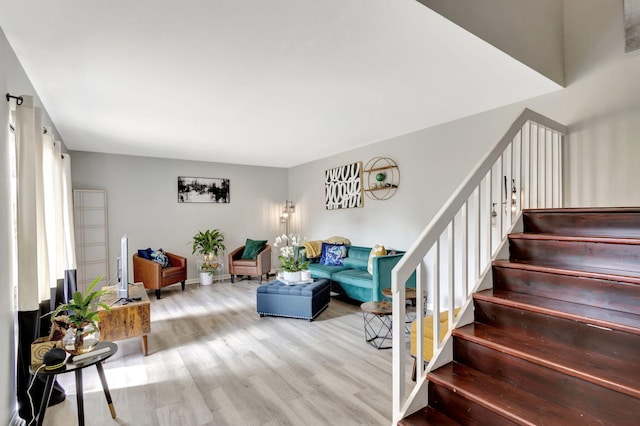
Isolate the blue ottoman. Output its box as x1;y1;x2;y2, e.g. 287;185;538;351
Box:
256;279;330;321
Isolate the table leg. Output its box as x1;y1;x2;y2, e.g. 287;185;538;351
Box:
141;334;148;356
36;375;56;426
96;362;117;419
75;368;85;426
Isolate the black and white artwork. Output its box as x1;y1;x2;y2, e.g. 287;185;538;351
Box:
324;161;363;210
178;176;230;203
625;0;640;53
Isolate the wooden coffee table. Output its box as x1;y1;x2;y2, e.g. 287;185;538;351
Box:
98;283;151;355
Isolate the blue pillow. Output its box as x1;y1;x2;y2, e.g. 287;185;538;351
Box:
151;248;170;268
319;243;348;266
138;248;153;260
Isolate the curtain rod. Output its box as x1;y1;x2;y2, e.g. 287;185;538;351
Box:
6;93;24;105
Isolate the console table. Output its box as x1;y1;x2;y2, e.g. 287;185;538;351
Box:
98;283;151;355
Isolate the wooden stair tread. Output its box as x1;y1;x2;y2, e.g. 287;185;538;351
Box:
453;322;640;398
509;232;640;245
397;406;461;426
492;259;640;283
428;362;606;425
524;207;640;214
475;288;640;334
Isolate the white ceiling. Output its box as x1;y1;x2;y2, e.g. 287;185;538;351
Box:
0;0;561;168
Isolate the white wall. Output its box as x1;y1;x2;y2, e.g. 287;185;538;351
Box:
289;0;640;251
0;27;64;426
70;151;289;282
288;107;524;250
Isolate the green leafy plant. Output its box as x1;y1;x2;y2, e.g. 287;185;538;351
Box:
45;276;111;326
191;229;226;258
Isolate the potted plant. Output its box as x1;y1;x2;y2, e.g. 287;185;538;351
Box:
274;234;310;283
46;276;111;355
192;229;226;259
192;229;225;284
198;259;222;286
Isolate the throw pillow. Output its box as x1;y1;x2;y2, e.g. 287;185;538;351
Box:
241;239;268;259
137;248;153;260
151;248;170;268
367;244;387;274
319;242;348;266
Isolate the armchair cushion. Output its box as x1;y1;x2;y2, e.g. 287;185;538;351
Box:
241;239;268;259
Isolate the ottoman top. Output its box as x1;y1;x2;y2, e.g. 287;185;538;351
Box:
257;278;330;297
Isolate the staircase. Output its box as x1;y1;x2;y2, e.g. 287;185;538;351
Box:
399;208;640;425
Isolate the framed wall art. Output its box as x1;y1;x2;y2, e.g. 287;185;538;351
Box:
324;161;363;210
178;176;230;203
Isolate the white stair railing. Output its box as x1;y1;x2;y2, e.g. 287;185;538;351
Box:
391;109;567;424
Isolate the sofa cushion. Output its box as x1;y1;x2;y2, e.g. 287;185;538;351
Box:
308;263;350;280
347;246;373;261
319;243;347;266
342;257;368;271
331;268;373;287
242;239;267;259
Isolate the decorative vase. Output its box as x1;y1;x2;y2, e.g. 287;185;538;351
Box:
283;270;301;283
62;321;100;355
300;270;311;281
200;271;214;286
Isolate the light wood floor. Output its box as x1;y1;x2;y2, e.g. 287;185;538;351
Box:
43;279;411;426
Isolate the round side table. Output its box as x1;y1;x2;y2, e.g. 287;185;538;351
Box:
382;287;426;333
360;301;393;349
30;341;118;426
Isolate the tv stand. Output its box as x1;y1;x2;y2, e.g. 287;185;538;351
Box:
98;283;151;355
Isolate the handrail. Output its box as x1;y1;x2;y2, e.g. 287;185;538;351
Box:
391;108;567;423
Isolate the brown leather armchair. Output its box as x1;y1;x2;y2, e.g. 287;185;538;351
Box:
133;252;187;299
228;244;272;283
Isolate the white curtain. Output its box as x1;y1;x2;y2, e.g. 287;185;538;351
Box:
14;96;48;311
61;153;76;271
13;96;76;311
42;130;76;285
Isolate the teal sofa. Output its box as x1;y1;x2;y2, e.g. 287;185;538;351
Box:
307;245;416;303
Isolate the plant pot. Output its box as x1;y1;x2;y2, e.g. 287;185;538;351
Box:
300;270;311;281
283;270;301;282
62;321;100;355
200;271;214;286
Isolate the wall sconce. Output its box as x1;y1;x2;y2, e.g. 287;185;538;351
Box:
280;200;295;235
511;179;517;213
